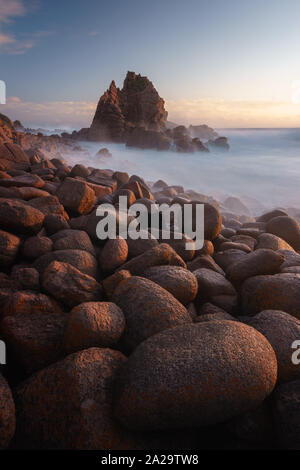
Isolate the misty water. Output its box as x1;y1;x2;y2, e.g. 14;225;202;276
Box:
63;129;300;214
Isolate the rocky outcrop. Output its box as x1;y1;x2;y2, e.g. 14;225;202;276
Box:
89;72;168;142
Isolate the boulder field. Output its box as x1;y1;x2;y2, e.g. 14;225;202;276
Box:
1;140;300;449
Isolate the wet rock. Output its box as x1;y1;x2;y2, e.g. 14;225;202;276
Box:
142;266;198;305
112;276;191;350
64;302;125;353
42;261;102;308
113;321;277;430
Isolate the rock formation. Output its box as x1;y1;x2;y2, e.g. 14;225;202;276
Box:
89;71;168;142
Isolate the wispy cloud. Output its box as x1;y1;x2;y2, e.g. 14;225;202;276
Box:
0;0;26;22
0;0;53;54
2;97;97;128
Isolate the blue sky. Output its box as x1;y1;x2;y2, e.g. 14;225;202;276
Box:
1;0;300;128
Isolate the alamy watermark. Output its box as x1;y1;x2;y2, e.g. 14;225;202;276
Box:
0;80;6;104
0;340;6;365
95;196;205;250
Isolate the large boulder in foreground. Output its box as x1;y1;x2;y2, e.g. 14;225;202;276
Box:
142;266;198;305
242;273;300;318
0;198;44;235
112;276;191;350
247;310;300;384
42;261;102;308
113;321;277;431
64;302;125;354
0;373;15;449
14;348;137;449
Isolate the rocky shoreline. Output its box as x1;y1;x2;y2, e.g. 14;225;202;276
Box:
1;114;300;449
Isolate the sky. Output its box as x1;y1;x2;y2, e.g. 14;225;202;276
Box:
0;0;300;128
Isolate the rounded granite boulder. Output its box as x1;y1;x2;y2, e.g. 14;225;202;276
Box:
113;321;277;431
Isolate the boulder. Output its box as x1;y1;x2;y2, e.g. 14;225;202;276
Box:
194;268;237;312
126;231;158;258
2;291;63;318
0;373;15;449
116;243;186;275
64;302;125;353
247;310;300;383
113;321;277;430
255;233;295;252
142;266;198;305
112;276;191;350
0;174;45;189
11;266;39;291
214;249;248;273
1;309;67;374
44;214;70;235
266;216;300;251
42;261;102;308
0;229;20;267
257;209;288;223
102;270;131;298
99;237;128;272
0;198;44;235
226;249;285;286
52;229;95;256
34;249;98;278
14;348;138;449
56;177;95;215
27;195;68;218
187;255;225;275
242;274;300;318
22;236;53;259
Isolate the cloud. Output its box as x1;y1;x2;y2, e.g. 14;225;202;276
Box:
0;1;50;54
1;98;97;128
2;96;300;130
0;0;26;23
166;98;300;128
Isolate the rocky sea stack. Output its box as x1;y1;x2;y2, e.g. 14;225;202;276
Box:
71;71;229;152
